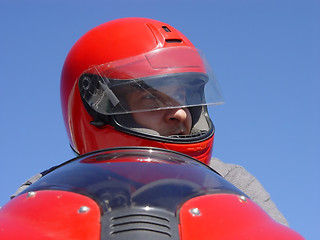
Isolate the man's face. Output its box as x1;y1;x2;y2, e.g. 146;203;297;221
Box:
125;87;192;136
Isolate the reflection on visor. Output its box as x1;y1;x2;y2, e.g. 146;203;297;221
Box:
79;73;210;115
78;47;223;115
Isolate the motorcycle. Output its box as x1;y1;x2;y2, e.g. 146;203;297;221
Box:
0;147;304;239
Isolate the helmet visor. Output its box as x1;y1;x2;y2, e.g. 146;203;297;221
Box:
79;47;223;115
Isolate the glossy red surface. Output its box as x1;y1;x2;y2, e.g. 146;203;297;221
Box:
179;194;304;240
0;191;101;239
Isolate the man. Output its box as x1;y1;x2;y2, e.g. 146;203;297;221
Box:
12;17;288;226
124;85;192;136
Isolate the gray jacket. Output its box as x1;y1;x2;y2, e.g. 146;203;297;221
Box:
12;158;288;226
210;157;288;226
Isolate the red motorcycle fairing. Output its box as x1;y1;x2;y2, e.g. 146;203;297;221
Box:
179;194;304;240
0;147;304;239
0;190;101;240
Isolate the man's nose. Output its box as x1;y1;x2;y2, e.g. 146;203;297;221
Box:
165;108;188;123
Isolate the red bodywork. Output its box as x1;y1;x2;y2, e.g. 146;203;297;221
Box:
0;191;304;239
0;191;101;240
0;148;304;239
179;194;304;240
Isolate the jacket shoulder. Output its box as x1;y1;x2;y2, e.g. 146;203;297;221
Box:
209;157;289;226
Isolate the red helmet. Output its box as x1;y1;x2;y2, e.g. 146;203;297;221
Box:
60;17;223;164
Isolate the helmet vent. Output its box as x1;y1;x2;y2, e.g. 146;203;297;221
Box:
165;39;182;43
162;26;171;32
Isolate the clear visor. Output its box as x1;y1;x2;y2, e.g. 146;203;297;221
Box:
79;47;223;115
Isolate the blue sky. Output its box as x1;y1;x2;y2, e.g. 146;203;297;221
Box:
1;0;319;238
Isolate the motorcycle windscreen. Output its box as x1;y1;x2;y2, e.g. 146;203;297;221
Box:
19;147;244;212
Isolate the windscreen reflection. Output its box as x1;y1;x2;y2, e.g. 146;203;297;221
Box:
20;148;244;212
